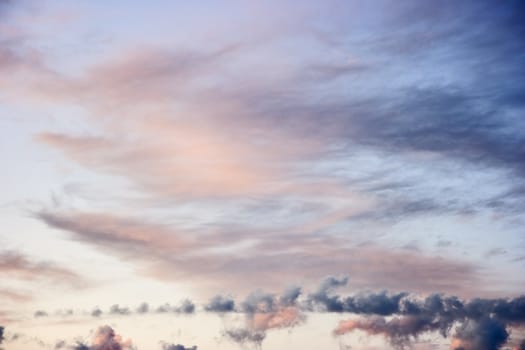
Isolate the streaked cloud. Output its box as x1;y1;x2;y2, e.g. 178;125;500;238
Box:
35;209;482;296
0;250;84;286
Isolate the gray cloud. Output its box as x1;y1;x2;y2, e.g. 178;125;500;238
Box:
452;317;509;350
160;342;197;350
204;295;235;313
223;328;265;349
136;303;148;314
18;277;525;350
91;308;102;318
34;310;48;318
109;305;130;316
173;299;195;314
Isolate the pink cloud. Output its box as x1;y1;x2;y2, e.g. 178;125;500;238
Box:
37;210;482;297
0;250;84;287
251;306;305;331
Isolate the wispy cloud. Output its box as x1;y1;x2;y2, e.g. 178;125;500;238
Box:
0;250;84;287
35;209;482;296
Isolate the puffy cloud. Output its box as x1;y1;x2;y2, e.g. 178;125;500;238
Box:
136;303;149;314
222;287;307;348
72;342;91;350
204;295;235;313
91;308;103;318
109;305;130;316
279;286;302;307
251;306;305;331
223;328;265;349
331;291;525;349
91;325;133;350
451;318;509;350
172;299;195;314
160;342;197;350
34;310;48;318
333;315;439;348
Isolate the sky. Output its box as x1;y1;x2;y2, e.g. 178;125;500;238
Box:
0;0;525;349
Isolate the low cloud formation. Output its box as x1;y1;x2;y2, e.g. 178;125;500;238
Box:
20;277;525;349
323;275;525;350
172;299;195;314
51;328;134;350
450;318;508;350
34;310;48;318
36;299;197;321
224;288;306;348
72;343;90;350
136;303;148;314
223;328;266;349
251;307;305;331
73;325;134;350
160;342;197;350
91;308;103;318
334;316;441;348
109;305;130;316
204;295;235;313
55;339;66;349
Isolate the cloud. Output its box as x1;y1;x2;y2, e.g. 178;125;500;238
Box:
333;315;439;348
0;288;32;302
279;286;302;307
330;290;525;349
72;342;90;350
91;308;102;318
54;340;66;349
109;305;130;316
33;310;48;318
1;1;525;349
160;342;197;350
514;339;525;350
451;317;509;350
251;306;305;332
135;303;148;314
223;328;265;349
0;250;84;287
13;277;525;349
39;300;196;320
173;299;195;314
204;295;235;313
87;325;133;350
306;276;349;312
35;210;482;296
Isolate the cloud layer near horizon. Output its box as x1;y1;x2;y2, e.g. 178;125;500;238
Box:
10;276;525;350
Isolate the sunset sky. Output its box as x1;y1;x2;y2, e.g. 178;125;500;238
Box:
1;1;525;349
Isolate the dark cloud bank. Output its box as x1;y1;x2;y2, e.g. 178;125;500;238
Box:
20;277;525;349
